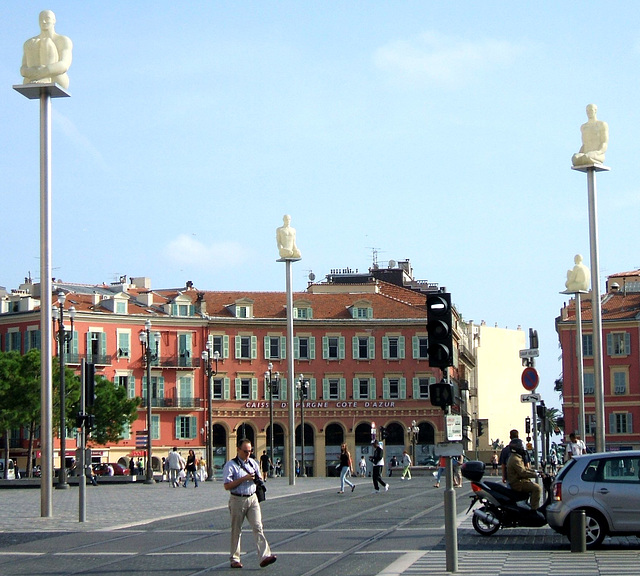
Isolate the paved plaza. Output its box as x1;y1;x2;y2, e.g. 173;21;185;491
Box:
0;477;638;575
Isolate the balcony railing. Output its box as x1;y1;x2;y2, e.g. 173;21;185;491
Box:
140;396;202;409
64;354;202;369
66;353;111;366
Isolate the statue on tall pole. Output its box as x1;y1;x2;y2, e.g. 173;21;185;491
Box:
571;103;608;167
21;10;73;89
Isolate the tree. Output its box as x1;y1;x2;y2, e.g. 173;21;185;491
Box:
88;375;140;446
17;349;43;477
0;351;23;478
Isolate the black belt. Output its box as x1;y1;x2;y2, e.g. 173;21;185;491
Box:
231;492;253;497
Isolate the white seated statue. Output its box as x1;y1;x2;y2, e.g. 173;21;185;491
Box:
565;254;589;292
571;104;608;167
20;10;73;89
276;214;301;259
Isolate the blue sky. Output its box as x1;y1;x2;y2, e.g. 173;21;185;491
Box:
2;2;640;413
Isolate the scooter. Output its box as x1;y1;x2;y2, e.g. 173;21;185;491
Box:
461;460;552;536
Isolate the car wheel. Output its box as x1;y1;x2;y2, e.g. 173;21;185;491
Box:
471;507;501;536
566;509;607;549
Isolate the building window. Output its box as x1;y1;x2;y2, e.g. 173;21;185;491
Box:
294;306;312;319
323;378;343;400
383;377;406;399
353;377;375;400
25;329;41;352
351;306;373;319
235;335;257;360
175;415;196;439
264;336;285;360
142;376;165;406
607;332;630;356
117;331;130;358
587;414;596;435
7;330;21;352
613;371;627;395
412;336;429;359
323;336;345;360
353;336;375;360
295;336;315;360
413;376;434;399
609;412;633;434
213;378;224;400
383;336;405;360
209;335;229;359
116;301;127;314
235;377;256;400
583;372;595;395
582;334;593;357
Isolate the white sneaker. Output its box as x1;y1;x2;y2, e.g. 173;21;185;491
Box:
384;484;389;491
400;477;405;480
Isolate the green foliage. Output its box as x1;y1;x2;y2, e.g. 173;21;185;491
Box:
89;375;140;446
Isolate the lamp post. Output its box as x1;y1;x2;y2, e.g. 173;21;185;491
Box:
201;342;219;482
139;320;160;484
52;292;75;490
409;420;419;464
264;363;279;476
296;375;309;477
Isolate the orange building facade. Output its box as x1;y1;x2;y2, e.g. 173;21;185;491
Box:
1;267;468;477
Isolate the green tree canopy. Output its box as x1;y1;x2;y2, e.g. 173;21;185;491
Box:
89;375;140;445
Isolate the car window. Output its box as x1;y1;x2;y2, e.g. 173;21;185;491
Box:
555;458;576;480
581;461;599;482
601;456;640;483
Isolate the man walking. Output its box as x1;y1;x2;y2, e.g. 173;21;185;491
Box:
371;441;389;493
166;447;185;488
400;450;412;480
223;440;277;569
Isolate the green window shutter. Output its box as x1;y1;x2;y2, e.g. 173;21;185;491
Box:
370;378;377;399
412;377;419;399
234;378;241;400
100;332;107;357
293;337;299;359
223;335;230;359
353;378;360;400
86;333;91;361
322;336;329;359
368;336;375;359
606;333;612;355
251;336;258;359
412;336;419;359
72;331;79;355
128;376;136;399
309;337;316;359
382;377;389;399
609;413;615;434
223;377;230;400
625;332;631;355
264;336;270;359
141;376;147;400
189;416;197;439
367;307;373;319
352;336;358;359
323;378;329;400
175;416;180;439
235;336;241;359
151;415;160;440
159;377;165;398
280;336;286;359
339;337;345;359
628;413;633;433
309;378;317;400
171;304;178;316
189;305;195;316
400;377;407;399
382;337;389;360
308;308;313;319
399;337;405;359
339;378;346;400
251;377;258;400
280;378;287;401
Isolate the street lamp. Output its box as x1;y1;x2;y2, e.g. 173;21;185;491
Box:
264;363;279;477
409;420;419;464
139;320;160;484
52;292;75;490
201;341;220;482
296;375;309;477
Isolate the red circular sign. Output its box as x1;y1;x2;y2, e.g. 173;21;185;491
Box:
521;367;539;391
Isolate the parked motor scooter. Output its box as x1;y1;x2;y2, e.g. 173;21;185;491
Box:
462;460;552;536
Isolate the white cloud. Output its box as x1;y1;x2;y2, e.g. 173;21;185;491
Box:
373;31;525;88
164;234;250;268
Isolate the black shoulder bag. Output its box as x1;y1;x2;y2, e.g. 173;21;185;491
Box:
235;457;267;502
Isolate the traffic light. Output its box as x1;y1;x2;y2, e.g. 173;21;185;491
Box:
85;362;96;407
525;416;531;434
477;420;485;437
379;426;388;440
426;292;453;369
429;380;454;409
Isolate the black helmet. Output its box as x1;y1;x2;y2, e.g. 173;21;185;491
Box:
509;438;526;458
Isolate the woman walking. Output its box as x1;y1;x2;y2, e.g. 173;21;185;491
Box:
184;449;199;488
337;443;355;494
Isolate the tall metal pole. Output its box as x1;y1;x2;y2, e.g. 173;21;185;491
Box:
575;295;586;441
297;376;307;477
140;320;155;484
282;258;297;485
14;82;70;517
78;360;86;522
574;164;609;452
202;345;218;481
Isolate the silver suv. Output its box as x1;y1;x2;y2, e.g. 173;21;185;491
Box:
546;450;640;547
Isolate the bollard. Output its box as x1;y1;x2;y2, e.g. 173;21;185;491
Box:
570;509;586;552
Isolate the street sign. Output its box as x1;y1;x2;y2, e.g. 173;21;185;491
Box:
445;414;463;441
435;442;464;457
519;348;539;359
521;367;539;391
521;393;541;403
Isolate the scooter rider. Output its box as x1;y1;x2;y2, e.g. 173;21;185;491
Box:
506;439;542;511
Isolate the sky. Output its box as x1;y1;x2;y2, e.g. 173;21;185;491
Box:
2;2;640;414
